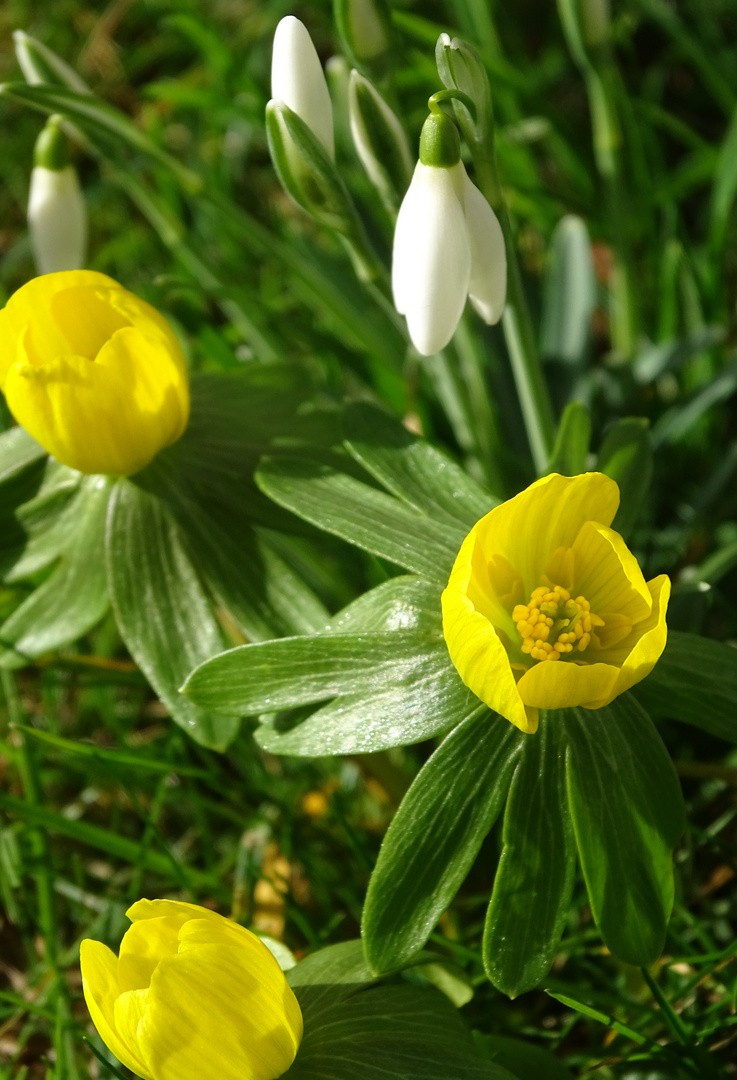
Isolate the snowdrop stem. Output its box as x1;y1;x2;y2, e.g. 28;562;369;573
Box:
472;151;555;473
427;89;477;123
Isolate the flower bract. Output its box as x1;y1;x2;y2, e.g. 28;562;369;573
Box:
392;158;506;356
441;472;670;734
0;271;190;476
80;898;303;1080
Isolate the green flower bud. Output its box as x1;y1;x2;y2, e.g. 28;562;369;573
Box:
349;70;413;213
419;112;461;169
266;99;358;234
334;0;393;77
435;34;492;147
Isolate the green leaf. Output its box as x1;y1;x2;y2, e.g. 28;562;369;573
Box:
0;426;46;483
563;695;685;966
363;708;523;974
631;631;737;742
287;941;378;1021
184;632;447;714
324;576;443;635
343;403;496;527
165;370;332;482
287;983;517;1080
255;646;470;755
106;479;238;751
483;718;576;998
540;215;596;364
482;1035;575;1080
170;487;329;641
1;461;82;582
545;401;592;477
257;457;464;581
0;475;111;661
596;417;653;538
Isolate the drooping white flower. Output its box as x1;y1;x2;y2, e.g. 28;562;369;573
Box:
271;16;334;160
28;119;87;275
392;113;506;356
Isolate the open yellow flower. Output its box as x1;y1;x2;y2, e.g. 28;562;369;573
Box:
441;472;670;734
0;271;189;475
80;899;303;1080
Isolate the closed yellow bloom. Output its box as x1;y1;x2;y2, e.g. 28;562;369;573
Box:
441;472;670;735
80;899;303;1080
0;271;189;475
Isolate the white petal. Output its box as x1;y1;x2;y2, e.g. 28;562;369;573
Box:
462;168;506;325
271;16;334;159
28;166;87;275
392;162;471;356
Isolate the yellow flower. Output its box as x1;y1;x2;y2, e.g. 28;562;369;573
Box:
80;899;303;1080
441;472;670;734
0;271;189;475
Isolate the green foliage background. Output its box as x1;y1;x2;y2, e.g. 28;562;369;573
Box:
0;0;736;1077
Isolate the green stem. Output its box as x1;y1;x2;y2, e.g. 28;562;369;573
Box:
471;151;555;472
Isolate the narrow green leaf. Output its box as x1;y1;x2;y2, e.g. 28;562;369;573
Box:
0;792;215;892
483;718;576;997
363;708;523;974
184;631;447;715
257;457;464;581
255;645;470;755
15;725;209;778
564;695;685;966
0;475;111;660
288;984;516;1080
344;403;496;527
106;479;238;751
544;991;651;1046
545;401;592;477
632;631;737;742
0;81;203;193
596;417;653;537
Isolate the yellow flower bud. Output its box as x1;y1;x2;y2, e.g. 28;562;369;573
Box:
0;271;190;476
442;472;670;734
80;899;303;1080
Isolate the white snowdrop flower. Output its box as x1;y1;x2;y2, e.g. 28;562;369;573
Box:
28;119;87;275
271;15;334;160
392;112;506;356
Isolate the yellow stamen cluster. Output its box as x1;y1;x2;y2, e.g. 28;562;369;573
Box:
513;584;605;663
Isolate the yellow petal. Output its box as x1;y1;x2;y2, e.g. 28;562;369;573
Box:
115;988;151;1070
79;939;153;1079
516;656;619;710
472;473;620;596
0;271;119;384
568;520;651;623
126;898;227;924
587;574;671;707
442;531;533;732
118;916;188;993
4;326;188;475
136;936;303;1080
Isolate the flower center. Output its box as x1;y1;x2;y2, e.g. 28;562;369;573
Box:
512;584;605;663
